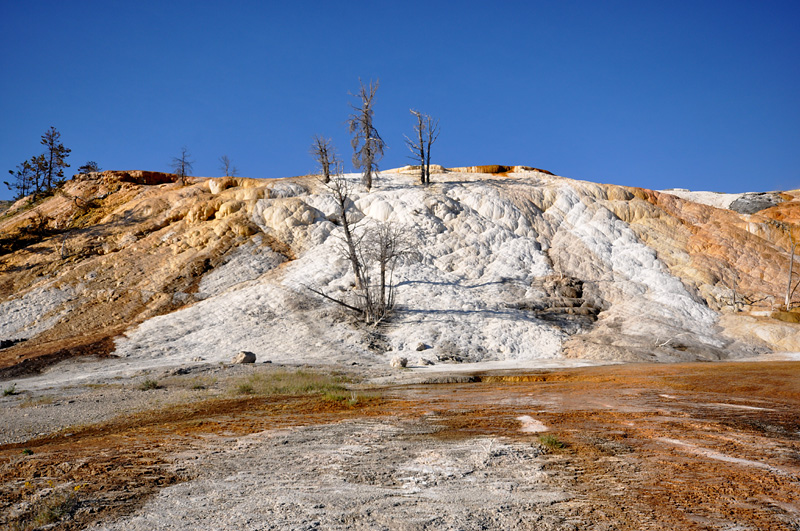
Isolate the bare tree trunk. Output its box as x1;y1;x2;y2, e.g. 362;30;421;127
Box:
405;110;439;186
408;111;425;184
424;114;439;185
310;136;334;183
787;241;797;310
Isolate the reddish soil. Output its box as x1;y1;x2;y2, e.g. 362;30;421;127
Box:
2;361;799;529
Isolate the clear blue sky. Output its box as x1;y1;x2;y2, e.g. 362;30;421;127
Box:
1;0;798;201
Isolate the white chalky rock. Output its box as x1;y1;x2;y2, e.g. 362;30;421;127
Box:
390;356;408;369
232;351;256;364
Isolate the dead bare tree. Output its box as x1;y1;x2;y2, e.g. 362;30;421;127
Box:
423;114;439;184
218;155;238;177
170;147;194;185
347;79;385;191
363;221;414;317
404;109;440;185
310;135;336;183
786;234;799;310
327;168;366;293
307;171;413;325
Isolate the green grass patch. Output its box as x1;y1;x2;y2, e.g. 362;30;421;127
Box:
3;383;18;396
229;369;363;400
539;433;565;450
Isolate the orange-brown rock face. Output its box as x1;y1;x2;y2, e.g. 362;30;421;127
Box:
0;172;294;374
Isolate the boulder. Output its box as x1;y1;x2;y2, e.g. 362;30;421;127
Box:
232;351;256;364
390;356;408;368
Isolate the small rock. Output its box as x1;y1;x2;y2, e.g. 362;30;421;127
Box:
390;356;408;368
232;351;256;364
262;360;272;364
191;356;204;362
415;342;430;351
418;358;434;366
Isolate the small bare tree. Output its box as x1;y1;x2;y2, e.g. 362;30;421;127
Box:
348;79;385;191
307;170;413;325
310;135;336;183
218;155;238;177
363;222;413;316
170;147;194;185
405;109;440;185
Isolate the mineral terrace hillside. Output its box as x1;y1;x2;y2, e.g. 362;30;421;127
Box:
0;165;798;384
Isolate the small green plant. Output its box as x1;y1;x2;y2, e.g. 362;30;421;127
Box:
138;379;160;391
539;434;565;450
21;448;33;455
235;382;255;395
3;383;18;396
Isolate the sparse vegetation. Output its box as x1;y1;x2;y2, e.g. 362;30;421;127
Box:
9;488;78;531
228;369;372;404
3;383;18;396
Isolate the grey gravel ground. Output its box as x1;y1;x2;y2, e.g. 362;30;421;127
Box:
90;419;579;531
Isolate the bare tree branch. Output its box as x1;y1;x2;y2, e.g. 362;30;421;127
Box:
170;147;194;185
218;155;238;177
310;135;336;183
405;109;439;185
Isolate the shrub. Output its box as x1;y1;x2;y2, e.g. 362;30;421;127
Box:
138;379;160;391
235;383;255;395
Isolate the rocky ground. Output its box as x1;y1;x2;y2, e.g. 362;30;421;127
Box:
2;360;799;530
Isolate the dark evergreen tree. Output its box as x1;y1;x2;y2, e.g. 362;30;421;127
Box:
5;160;35;199
6;127;70;200
40;126;71;190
